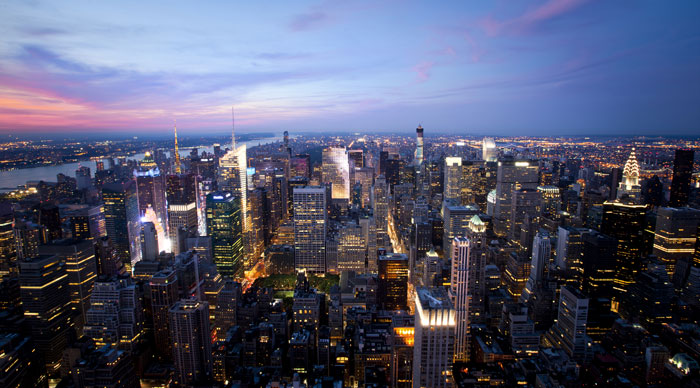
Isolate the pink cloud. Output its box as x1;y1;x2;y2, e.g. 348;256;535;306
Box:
481;0;590;36
443;46;457;56
412;61;435;82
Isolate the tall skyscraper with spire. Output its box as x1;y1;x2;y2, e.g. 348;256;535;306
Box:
616;148;641;202
217;106;249;266
173;120;181;174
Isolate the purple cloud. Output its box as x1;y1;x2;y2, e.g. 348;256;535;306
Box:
289;11;329;32
481;0;590;36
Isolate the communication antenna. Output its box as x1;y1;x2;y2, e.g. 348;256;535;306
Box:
231;105;236;149
173;119;181;174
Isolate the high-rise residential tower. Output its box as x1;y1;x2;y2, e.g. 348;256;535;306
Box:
169;299;213;385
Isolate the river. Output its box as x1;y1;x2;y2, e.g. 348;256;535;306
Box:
0;135;283;192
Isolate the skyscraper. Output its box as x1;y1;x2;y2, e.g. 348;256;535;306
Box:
173;120;182;174
348;148;364;168
652;207;700;277
140;221;159;261
482;137;497;162
415;125;424;166
322;146;350;201
494;159;539;236
84;275;143;351
150;269;179;359
168;201;198;255
215;280;241;340
616;148;642;202
18;254;73;373
450;237;472;363
556;226;588;279
450;215;487;362
601;200;648;294
581;230;617;299
543;286;590;362
0;202;17;276
373;175;390;249
290;154;311;178
102;181;140;269
413;287;455;388
509;188;542;243
378;253;409;311
337;222;365;273
75;166;92;190
206;192;244;277
134;164;168;234
669;149;694;207
529;230;551;286
38;239;97;335
442;203;479;259
169;299;213;385
39;204;62;241
167;174;198;254
218;122;248;258
65;204;107;240
443;157;462;204
293;186;327;273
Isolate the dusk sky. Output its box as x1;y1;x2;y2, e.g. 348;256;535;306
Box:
1;1;699;136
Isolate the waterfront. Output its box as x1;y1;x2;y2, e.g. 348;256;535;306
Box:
0;135;281;192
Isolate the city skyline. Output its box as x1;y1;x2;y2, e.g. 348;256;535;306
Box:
2;1;700;135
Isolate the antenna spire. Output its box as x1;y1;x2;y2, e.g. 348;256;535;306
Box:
231;105;236;150
173;119;181;174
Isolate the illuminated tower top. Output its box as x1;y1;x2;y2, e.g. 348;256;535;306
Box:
140;151;157;170
617;148;641;202
623;148;640;186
